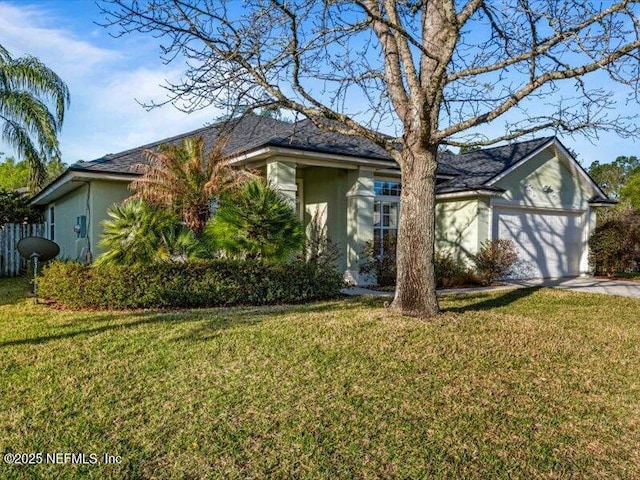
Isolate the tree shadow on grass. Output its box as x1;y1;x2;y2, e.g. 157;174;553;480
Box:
175;296;379;342
1;296;370;348
0;312;184;348
443;287;543;314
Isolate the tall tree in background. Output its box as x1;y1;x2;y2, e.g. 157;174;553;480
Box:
0;155;68;191
0;44;70;193
588;156;640;199
103;0;640;318
0;155;29;190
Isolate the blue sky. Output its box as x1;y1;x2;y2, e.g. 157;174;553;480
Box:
0;0;637;168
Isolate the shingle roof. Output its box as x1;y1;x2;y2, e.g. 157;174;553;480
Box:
71;115;294;175
436;137;554;193
69;114;557;194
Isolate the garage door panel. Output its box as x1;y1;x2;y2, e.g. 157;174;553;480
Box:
493;207;583;279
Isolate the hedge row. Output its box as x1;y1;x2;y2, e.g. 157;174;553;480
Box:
38;260;343;310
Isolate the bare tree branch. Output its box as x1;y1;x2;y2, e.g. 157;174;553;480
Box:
437;37;640;140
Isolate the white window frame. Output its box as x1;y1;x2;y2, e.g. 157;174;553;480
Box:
373;180;401;256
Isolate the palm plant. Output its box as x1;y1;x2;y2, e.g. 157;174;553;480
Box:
0;44;70;193
208;179;304;261
96;199;202;266
130;136;254;234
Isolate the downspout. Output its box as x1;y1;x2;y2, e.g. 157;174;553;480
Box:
78;180;92;263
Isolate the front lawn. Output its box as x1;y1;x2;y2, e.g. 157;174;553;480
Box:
1;278;640;478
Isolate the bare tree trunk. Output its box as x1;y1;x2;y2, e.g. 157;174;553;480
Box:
390;141;440;318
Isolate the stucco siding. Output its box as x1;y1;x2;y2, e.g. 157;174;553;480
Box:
495;150;591;209
491;148;599;277
303;167;348;272
89;180;132;256
47;184;89;260
435;198;479;263
46;180;132;260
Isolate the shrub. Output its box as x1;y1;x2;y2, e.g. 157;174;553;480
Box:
472;239;518;286
359;235;397;287
299;207;341;268
38;259;343;310
360;238;482;289
434;252;481;289
589;205;640;275
130;135;255;234
207;179;304;261
96;199;207;266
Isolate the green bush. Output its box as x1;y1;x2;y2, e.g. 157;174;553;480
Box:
472;239;518;286
434;252;481;289
360;238;481;289
589;205;640;275
0;189;41;224
38;260;343;310
96;199;207;266
359;235;397;287
207;179;304;261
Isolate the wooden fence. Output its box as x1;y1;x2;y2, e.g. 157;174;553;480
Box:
0;223;45;277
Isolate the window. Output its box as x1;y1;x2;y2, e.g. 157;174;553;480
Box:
373;180;400;256
374;181;401;196
48;206;55;240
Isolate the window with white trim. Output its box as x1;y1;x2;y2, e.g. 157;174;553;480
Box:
374;181;402;196
373;181;400;256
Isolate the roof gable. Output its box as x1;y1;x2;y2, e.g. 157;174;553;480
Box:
435;137;554;193
486;137;607;200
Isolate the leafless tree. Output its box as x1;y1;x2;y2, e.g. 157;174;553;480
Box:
101;0;640;318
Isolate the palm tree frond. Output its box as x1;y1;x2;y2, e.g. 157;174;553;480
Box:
0;90;60;153
1;119;47;191
0;43;69;193
207;179;303;261
130;134;253;234
2;57;70;126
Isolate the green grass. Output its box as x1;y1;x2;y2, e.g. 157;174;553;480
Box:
2;278;640;478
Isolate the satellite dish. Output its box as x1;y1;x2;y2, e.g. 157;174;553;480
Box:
17;236;60;302
17;237;60;262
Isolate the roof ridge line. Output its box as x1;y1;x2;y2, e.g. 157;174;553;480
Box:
84;113;293;163
456;135;555;156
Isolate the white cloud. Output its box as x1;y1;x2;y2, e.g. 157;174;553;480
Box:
0;3;119;77
67;67;220;160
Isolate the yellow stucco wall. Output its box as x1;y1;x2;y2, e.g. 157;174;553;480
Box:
495;149;592;209
89;180;133;256
47;184;89;260
435;198;480;263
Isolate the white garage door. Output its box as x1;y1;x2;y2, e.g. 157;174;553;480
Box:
493;207;584;279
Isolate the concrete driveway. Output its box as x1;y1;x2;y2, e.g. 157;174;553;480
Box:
509;276;640;299
343;276;640;299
